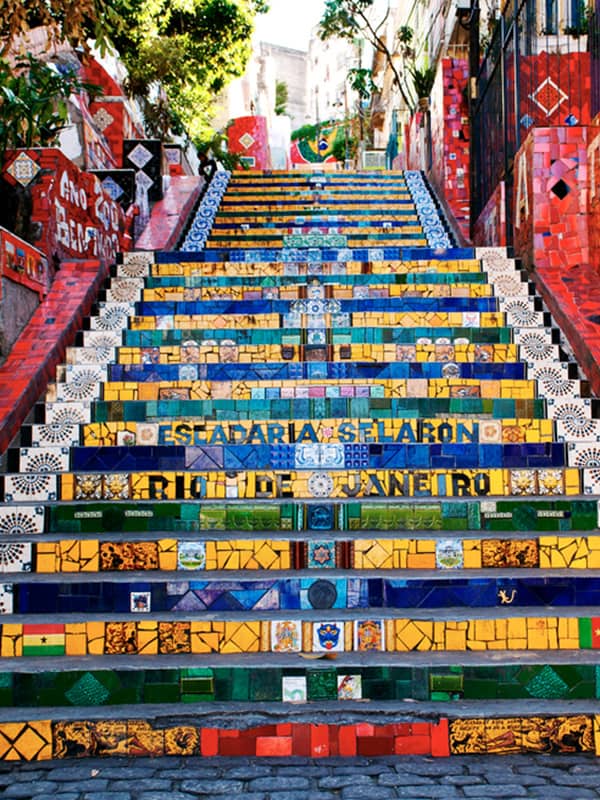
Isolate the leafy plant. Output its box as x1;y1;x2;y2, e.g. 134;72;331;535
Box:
116;0;268;142
408;65;436;99
0;54;101;158
197;130;249;171
347;67;376;100
275;80;288;116
0;0;131;55
319;0;413;108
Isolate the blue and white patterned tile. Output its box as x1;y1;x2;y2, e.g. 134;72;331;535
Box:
0;506;45;536
106;278;145;303
0;585;13;614
89;303;135;332
118;251;154;278
532;364;580;399
0;542;33;573
20;447;70;473
488;272;529;299
4;473;58;502
567;443;600;469
500;298;546;328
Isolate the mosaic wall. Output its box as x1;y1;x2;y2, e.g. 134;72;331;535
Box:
82;57;145;167
513;126;589;272
227;117;271;171
428;58;470;240
0;226;50;299
473;181;506;248
2;148;128;267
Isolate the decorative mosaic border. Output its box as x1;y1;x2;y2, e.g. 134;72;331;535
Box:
180;171;231;251
0;614;594;657
0;662;596;707
3;715;600;761
2;531;600;574
404;171;453;250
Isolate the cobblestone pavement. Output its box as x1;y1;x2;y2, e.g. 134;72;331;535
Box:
3;755;600;799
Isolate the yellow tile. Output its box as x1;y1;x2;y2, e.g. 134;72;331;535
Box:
1;625;22;657
35;544;57;574
137;621;159;654
394;619;421;651
158;539;178;571
445;629;467;650
86;622;105;655
527;618;549;650
507;617;527;640
474;619;496;641
463;541;482;569
406;553;436;569
65;623;87;656
222;621;261;653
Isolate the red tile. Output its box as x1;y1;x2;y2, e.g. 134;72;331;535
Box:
256;736;293;756
310;724;330;757
200;728;219;756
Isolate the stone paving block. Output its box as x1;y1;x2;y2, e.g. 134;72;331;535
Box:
179;779;245;794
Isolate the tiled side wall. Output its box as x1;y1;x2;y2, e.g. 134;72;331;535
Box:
473;182;506;247
513;127;589;273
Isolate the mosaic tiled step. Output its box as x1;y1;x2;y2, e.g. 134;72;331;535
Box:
0;614;596;657
7;530;600;575
63;376;536;400
9;466;582;503
56;441;570;472
1;662;597;707
80;417;554;447
171;246;475;264
29;399;557;450
85;397;548;425
139;281;495;300
101;342;523;366
214;211;422;223
33;498;599;535
122;325;514;347
143;270;492;287
133;297;501;314
6;714;600;761
128;311;506;330
146;257;487;276
10;575;600;614
204;235;430;249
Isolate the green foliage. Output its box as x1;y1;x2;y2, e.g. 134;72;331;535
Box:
113;0;267;142
291;122;321;141
0;54;101;158
319;0;374;41
318;0;413;109
274;80;288;116
196;130;249;171
347;67;376;100
408;64;436;99
0;0;132;55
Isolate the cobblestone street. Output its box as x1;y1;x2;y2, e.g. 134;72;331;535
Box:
3;754;600;799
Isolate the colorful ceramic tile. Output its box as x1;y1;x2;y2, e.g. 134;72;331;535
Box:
282;676;307;702
271;620;302;653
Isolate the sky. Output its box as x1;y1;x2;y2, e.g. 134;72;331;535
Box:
254;0;327;51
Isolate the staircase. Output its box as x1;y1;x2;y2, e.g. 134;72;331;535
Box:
0;169;600;761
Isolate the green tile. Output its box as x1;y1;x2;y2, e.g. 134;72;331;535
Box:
307;670;337;700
